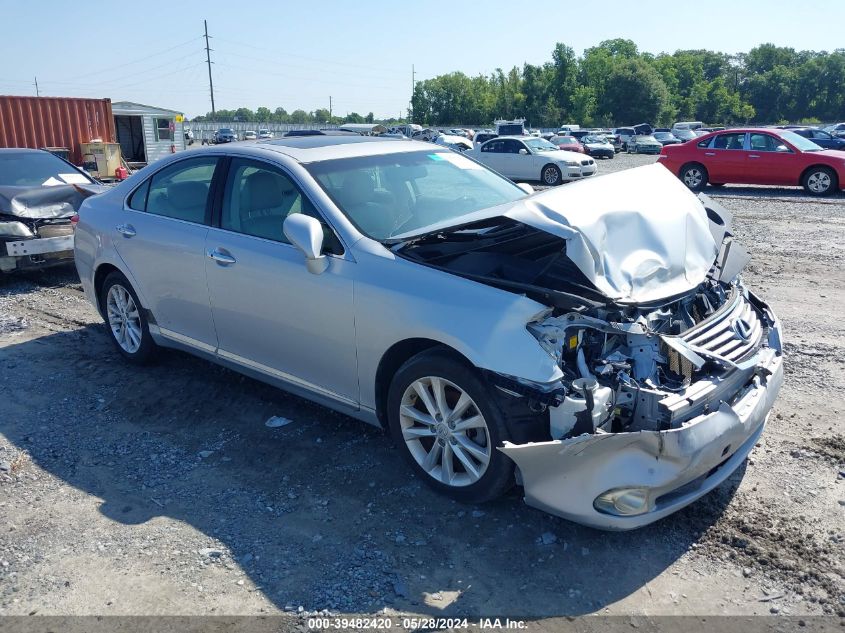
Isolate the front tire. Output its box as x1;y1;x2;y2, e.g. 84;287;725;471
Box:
802;166;837;196
100;271;157;364
541;164;562;186
387;349;514;504
680;163;708;191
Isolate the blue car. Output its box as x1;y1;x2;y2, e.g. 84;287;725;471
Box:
791;127;845;151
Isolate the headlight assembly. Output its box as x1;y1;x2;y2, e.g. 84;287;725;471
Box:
0;221;34;238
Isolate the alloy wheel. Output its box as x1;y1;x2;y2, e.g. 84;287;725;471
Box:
683;168;703;188
807;171;831;193
106;284;142;354
399;376;491;487
543;166;560;185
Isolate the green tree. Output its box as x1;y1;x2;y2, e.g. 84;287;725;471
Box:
603;58;671;124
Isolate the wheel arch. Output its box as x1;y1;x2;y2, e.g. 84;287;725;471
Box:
540;162;562;184
799;163;839;189
93;263;122;316
374;338;473;429
93;263;154;324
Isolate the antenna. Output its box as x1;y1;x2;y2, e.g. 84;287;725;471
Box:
34;77;39;97
204;20;216;120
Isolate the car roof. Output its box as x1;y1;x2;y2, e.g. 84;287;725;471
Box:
0;147;49;155
251;136;437;162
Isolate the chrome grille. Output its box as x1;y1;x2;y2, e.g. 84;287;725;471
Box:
680;292;762;363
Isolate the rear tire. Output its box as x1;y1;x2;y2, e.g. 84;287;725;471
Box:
100;271;157;364
387;349;514;504
802;166;837;196
541;164;562;186
680;163;708;191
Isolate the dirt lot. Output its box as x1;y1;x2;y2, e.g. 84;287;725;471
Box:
0;153;843;624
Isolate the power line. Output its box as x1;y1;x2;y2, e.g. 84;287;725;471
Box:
212;35;407;75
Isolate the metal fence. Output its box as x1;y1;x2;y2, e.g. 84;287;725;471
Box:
185;121;339;141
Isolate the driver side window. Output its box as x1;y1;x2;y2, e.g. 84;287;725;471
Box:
221;158;342;253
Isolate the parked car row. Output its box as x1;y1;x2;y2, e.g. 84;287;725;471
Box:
211;128;276;143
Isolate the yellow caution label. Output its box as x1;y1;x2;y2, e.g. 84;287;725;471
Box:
568;335;578;350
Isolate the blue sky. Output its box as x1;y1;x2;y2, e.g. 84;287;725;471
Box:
2;0;843;118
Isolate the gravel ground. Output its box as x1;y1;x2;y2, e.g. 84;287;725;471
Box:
0;153;843;624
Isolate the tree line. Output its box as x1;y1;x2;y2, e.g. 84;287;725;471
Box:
410;40;845;127
191;107;403;126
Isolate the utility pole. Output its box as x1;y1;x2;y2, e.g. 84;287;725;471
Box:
410;64;415;123
34;77;39;97
329;96;332;121
204;20;216;120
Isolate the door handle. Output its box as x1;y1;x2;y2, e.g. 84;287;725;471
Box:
748;154;760;159
704;152;716;156
206;248;236;265
116;223;136;237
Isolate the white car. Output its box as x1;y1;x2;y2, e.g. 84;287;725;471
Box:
468;136;596;186
258;129;274;139
243;130;258;140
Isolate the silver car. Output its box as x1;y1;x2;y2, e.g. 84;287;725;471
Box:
74;137;784;530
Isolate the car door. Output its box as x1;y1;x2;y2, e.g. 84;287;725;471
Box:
746;133;798;185
703;132;748;184
497;139;528;179
510;139;538;179
478;139;506;174
112;155;220;349
204;156;358;404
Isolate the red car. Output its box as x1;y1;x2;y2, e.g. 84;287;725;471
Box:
551;135;584;153
658;128;845;196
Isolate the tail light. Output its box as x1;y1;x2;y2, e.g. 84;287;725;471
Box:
70;214;79;230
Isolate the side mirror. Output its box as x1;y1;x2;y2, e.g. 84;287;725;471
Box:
518;148;529;155
283;214;329;274
516;182;535;194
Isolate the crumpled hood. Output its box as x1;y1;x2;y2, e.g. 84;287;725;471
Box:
0;184;107;219
506;164;718;303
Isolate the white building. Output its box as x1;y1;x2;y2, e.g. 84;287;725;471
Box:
112;101;186;166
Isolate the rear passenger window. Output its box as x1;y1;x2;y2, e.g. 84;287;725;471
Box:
144;157;218;224
127;179;149;211
712;133;746;150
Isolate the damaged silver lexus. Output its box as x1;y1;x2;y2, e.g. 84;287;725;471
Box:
74;136;783;530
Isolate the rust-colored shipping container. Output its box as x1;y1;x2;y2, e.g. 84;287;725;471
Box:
0;95;115;165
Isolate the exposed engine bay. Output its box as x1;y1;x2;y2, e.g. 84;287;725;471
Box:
524;277;776;440
394;174;779;447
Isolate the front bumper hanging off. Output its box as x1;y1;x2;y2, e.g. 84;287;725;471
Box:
500;322;784;531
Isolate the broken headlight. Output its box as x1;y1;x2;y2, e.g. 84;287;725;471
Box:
0;221;34;238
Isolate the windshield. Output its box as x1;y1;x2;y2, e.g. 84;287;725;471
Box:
673;129;696;140
0;151;94;187
553;136;577;144
654;132;673;139
582;135;605;143
524;138;559;152
780;130;823;151
219;128;234;134
305;150;527;241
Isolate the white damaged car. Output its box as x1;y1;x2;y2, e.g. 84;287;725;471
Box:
74;136;783;529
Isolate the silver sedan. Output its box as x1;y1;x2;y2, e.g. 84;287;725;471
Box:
74;137;783;529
